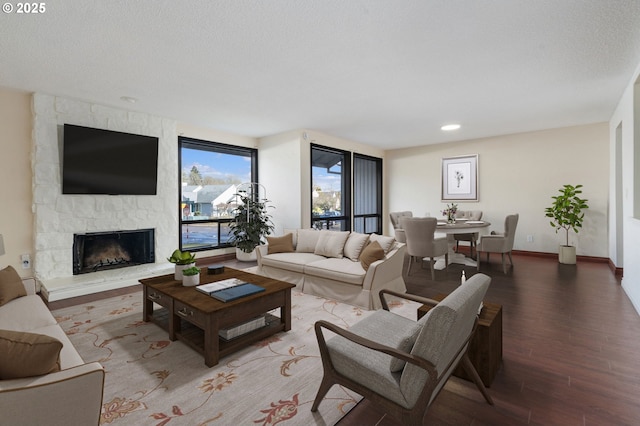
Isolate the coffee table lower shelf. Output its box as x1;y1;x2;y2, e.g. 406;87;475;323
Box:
149;309;282;362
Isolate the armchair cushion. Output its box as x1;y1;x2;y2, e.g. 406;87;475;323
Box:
0;329;62;379
266;233;294;254
0;266;27;307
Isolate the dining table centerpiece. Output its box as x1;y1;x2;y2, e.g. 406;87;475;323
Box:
442;203;458;223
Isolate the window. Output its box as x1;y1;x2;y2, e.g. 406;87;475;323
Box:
311;145;351;231
179;137;257;251
353;154;383;234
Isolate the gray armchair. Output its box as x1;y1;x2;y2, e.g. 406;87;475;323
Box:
454;210;483;257
389;211;413;243
311;273;494;425
477;213;519;273
401;217;448;280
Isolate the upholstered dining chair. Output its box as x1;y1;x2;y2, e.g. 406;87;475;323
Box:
454;210;483;257
401;217;448;280
477;213;519;274
389;211;413;243
311;273;494;425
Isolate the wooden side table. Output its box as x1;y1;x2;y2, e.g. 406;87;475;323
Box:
417;295;502;387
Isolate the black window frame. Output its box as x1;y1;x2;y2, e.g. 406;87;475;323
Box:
178;136;258;252
353;153;383;234
311;144;352;231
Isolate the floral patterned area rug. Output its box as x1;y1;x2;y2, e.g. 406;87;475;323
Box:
53;290;420;426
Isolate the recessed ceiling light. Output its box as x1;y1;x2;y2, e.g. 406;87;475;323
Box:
441;124;461;131
120;96;137;104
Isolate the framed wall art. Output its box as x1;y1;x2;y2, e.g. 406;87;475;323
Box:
441;154;478;201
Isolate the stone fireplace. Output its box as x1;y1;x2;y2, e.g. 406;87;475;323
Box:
73;229;155;275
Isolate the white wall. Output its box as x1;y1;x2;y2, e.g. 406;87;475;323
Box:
610;63;640;314
32;94;178;285
386;123;609;257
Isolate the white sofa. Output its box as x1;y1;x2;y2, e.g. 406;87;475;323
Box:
0;276;105;426
256;229;406;310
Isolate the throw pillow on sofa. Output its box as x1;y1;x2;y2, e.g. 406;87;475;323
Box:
266;233;295;254
360;240;385;270
369;234;396;254
314;231;350;258
0;329;62;379
343;232;370;261
0;265;27;307
296;229;322;253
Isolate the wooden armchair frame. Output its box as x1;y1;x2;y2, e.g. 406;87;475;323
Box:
311;289;493;425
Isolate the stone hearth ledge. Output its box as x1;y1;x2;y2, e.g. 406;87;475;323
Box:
40;263;174;302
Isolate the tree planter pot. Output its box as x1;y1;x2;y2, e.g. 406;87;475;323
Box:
236;247;257;262
559;245;576;264
182;273;200;287
174;262;196;280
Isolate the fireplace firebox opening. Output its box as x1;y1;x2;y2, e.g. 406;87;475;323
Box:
73;229;155;275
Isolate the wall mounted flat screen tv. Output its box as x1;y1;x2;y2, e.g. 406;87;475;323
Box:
62;124;159;195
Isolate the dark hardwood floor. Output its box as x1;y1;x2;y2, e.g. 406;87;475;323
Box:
46;254;638;425
338;252;639;426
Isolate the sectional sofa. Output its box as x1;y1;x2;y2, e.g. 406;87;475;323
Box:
0;268;104;426
255;229;406;310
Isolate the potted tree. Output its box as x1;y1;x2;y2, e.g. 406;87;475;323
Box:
167;249;196;280
544;184;589;264
229;190;274;261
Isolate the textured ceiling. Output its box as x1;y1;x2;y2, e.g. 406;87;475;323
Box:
2;0;640;149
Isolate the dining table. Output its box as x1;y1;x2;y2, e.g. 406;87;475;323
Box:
432;219;491;269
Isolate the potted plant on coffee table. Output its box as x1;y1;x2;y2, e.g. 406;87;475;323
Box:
229;189;274;262
181;266;201;286
167;249;196;280
544;184;589;264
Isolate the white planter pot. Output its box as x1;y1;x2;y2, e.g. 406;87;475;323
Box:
182;273;200;287
559;245;576;264
174;262;196;280
236;247;257;262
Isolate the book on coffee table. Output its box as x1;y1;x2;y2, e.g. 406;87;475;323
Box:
196;278;245;295
209;282;265;302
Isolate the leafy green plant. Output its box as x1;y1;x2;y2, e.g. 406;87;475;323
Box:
229;190;275;253
181;266;200;276
167;249;196;265
545;184;589;246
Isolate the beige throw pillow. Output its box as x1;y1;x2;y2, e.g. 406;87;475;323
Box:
314;231;350;258
369;234;396;254
296;229;322;253
343;232;370;261
360;240;385;270
266;233;295;254
0;329;62;379
0;265;27;307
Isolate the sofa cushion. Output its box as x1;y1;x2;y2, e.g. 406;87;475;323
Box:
296;229;322;253
369;234;396;254
360;240;385;271
0;329;62;379
266;233;294;254
0;265;27;307
343;232;370;261
0;294;58;332
261;252;327;273
314;231;350;258
304;258;366;286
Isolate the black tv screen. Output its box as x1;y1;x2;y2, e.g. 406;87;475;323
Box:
62;124;159;195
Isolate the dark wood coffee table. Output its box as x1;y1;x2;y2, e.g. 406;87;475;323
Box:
140;267;295;367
